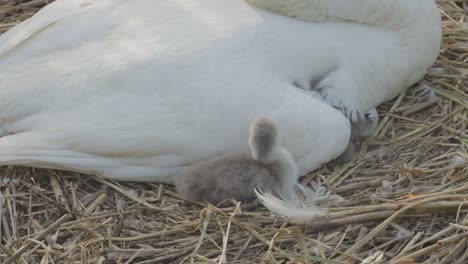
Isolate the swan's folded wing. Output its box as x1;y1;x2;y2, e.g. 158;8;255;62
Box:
0;131;183;182
0;0;96;57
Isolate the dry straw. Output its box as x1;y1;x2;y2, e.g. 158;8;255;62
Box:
0;0;467;263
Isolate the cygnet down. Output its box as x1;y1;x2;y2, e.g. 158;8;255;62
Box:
175;116;298;205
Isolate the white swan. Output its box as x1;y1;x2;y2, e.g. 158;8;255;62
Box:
0;0;441;183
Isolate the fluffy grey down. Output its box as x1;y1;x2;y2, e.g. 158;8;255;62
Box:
175;116;296;205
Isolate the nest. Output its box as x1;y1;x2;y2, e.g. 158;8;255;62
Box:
0;1;467;263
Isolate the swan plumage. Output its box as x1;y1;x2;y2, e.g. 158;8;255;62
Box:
0;0;441;183
248;0;442;121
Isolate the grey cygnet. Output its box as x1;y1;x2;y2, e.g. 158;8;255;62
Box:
175;116;298;205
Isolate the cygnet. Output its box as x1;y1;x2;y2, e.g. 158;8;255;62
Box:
175;116;298;205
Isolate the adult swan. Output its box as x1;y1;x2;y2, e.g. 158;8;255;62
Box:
0;0;441;183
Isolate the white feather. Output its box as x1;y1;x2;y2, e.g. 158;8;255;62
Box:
414;83;439;101
255;188;326;222
255;179;344;222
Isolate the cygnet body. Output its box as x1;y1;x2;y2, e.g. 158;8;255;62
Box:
175;116;297;204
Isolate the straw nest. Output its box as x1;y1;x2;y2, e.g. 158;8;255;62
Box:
0;1;467;263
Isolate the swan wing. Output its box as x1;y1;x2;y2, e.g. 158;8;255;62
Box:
0;0;351;182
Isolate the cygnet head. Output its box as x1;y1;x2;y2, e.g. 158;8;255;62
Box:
248;116;282;163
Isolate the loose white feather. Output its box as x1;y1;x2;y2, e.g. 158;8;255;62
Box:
255;179;344;222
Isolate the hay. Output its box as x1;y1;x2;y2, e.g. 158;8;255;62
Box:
0;0;467;263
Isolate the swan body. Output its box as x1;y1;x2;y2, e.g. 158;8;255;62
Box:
248;0;442;121
0;0;441;183
176;116;298;204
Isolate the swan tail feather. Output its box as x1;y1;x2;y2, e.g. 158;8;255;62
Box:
0;132;109;174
